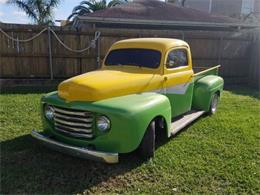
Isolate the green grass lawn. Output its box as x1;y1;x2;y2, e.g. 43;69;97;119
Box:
1;87;259;194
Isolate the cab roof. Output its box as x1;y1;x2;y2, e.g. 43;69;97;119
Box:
111;38;189;52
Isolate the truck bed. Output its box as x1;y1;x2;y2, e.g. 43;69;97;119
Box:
169;65;221;136
193;65;221;81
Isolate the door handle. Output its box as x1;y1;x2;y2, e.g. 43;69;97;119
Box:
164;76;168;81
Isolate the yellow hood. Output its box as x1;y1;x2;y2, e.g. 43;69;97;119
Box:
58;68;163;102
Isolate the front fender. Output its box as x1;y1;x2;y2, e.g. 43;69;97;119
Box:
91;92;172;153
42;92;171;153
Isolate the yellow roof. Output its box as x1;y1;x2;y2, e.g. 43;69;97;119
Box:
112;38;189;51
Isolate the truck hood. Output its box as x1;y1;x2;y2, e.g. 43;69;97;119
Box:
58;69;163;102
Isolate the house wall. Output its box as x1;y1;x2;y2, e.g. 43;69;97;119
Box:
254;0;260;19
185;0;211;13
184;0;260;18
211;0;243;17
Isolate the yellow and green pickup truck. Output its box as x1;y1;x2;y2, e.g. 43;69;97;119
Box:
32;38;224;163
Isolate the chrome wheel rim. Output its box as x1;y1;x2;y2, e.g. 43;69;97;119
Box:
211;95;219;113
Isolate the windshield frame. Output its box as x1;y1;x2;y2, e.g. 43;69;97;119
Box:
104;48;162;69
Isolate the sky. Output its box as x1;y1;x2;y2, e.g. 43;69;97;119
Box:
0;0;90;24
0;0;167;24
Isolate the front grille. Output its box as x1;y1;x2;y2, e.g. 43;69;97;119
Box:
53;106;94;139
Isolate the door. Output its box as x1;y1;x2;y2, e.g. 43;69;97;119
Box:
163;47;194;118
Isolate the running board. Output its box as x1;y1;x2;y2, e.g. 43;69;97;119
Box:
170;110;205;136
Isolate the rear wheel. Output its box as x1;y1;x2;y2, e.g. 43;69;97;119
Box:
138;121;155;159
209;93;219;115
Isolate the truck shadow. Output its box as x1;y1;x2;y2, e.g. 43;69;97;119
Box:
225;86;260;100
155;114;208;150
1;134;144;194
1;115;207;194
1;85;58;94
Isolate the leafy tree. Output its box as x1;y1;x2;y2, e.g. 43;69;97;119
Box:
7;0;60;25
67;0;128;21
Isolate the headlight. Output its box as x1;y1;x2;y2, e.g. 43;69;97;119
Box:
45;105;54;120
96;116;110;132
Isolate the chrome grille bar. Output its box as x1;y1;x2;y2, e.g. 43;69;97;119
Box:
52;106;94;139
53;107;91;117
55;123;92;133
55;127;94;138
54;113;93;123
54;118;92;128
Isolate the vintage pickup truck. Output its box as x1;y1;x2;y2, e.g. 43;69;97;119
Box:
32;38;224;163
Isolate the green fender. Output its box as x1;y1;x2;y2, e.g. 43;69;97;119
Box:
41;92;171;153
192;75;224;111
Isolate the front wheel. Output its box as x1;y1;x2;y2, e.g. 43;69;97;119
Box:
138;121;155;160
209;93;219;115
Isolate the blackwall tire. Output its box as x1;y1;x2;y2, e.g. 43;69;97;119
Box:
138;121;155;160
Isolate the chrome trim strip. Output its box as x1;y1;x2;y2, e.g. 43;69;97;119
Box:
149;82;192;95
54;118;92;128
31;130;118;163
55;123;92;133
55;127;94;138
54;113;93;123
193;65;221;77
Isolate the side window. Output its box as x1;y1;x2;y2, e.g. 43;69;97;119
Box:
166;49;188;69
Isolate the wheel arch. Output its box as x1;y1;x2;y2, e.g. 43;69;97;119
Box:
192;75;224;111
97;92;172;153
136;114;169;154
128;95;172;152
153;115;169;140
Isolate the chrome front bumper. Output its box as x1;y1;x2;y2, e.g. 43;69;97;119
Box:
31;130;119;164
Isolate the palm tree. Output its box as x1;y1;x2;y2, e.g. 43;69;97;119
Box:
7;0;60;25
67;0;128;22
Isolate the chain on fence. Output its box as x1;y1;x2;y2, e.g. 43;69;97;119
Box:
0;27;101;79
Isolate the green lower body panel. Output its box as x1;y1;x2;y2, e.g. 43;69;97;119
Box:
165;83;194;118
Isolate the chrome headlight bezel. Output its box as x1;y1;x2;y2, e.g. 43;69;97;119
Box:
96;115;111;132
44;105;54;120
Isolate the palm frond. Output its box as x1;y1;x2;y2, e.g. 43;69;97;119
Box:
8;0;38;22
47;0;60;8
45;0;60;15
91;1;106;11
8;0;60;25
72;5;91;14
107;0;127;8
68;0;128;22
80;1;94;7
67;12;79;21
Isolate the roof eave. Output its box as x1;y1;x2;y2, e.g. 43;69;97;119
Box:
76;16;260;29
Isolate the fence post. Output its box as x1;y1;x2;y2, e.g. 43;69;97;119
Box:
218;33;223;64
249;30;260;89
77;32;82;74
47;27;53;80
96;36;101;69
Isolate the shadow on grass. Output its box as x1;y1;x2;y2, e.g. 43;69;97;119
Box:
155;114;208;150
0;86;58;94
1;112;217;194
224;85;260;100
1;134;145;194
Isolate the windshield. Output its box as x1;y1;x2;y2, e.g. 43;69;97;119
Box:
105;48;161;69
